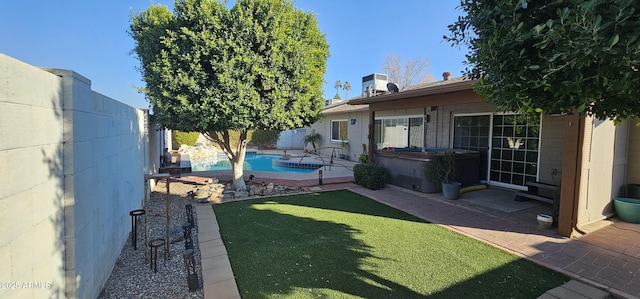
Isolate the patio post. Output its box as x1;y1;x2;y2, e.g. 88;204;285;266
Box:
368;110;376;161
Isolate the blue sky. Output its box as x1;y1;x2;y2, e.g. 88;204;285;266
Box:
0;1;468;109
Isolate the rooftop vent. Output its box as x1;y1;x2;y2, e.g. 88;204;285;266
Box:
443;72;451;81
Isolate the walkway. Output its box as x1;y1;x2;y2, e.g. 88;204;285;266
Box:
194;181;640;299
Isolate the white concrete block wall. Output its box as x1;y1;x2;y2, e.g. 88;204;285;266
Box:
1;54;150;298
0;53;66;298
47;69;146;299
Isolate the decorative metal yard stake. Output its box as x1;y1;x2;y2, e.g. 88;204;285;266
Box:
183;249;199;291
144;173;172;262
129;209;146;250
182;223;193;250
148;238;165;273
186;204;195;229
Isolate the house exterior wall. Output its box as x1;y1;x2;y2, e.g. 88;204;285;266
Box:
309;110;369;160
538;115;567;185
0;53;152;298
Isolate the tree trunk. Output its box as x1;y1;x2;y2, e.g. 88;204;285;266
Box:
205;130;248;191
230;145;247;190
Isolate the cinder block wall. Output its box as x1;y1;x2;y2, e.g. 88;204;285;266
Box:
0;53;150;298
0;54;67;298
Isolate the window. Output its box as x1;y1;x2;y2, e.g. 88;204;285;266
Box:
374;116;423;149
331;120;348;141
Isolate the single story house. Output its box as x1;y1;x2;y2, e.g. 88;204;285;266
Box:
309;73;640;238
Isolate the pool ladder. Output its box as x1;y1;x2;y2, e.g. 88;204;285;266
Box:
298;146;342;169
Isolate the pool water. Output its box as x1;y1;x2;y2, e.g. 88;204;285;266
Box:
191;154;318;174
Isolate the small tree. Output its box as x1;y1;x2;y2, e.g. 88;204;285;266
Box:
131;0;329;189
447;0;640;122
343;81;351;99
302;131;321;150
333;80;342;100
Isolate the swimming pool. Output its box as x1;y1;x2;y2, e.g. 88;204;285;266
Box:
191;154;320;174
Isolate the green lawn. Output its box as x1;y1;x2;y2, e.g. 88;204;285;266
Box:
213;190;567;298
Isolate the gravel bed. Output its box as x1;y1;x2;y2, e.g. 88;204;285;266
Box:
99;182;204;299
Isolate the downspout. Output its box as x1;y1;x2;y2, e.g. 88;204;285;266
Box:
368;110;376;161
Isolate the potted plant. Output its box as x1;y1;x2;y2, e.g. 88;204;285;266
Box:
423;153;461;199
338;140;348;159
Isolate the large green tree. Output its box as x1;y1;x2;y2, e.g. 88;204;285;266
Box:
447;0;640;122
130;0;329;189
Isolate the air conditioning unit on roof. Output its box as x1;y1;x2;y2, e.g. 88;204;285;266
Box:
362;73;388;96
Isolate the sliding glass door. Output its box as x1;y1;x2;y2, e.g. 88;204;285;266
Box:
452;115;491;182
453;113;541;188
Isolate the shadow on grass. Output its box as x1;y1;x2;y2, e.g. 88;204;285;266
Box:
215;203;425;298
214;191;567;298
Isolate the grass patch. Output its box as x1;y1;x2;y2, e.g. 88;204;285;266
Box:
213;190;567;298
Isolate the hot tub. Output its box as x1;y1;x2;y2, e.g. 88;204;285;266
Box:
374;148;480;193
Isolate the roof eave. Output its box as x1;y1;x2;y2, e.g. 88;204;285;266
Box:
348;79;478;105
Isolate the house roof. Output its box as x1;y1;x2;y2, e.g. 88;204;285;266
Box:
348;76;477;105
322;97;369;115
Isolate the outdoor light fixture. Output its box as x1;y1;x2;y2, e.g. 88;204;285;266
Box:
350;119;356;125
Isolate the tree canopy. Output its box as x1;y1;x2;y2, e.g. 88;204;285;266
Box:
130;0;329;188
447;0;640;122
381;53;433;90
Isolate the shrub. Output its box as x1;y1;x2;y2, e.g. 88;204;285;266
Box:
353;163;387;190
250;129;281;148
174;131;200;147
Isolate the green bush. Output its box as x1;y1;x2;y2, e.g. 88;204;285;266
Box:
250;129;281;148
174;131;200;147
353;163;387;190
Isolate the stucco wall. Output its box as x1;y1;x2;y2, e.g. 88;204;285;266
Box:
0;54;149;298
309;110;369;160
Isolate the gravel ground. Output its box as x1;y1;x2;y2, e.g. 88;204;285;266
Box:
99;182;204;299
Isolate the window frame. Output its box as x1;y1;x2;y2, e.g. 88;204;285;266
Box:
373;115;424;148
330;119;349;142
